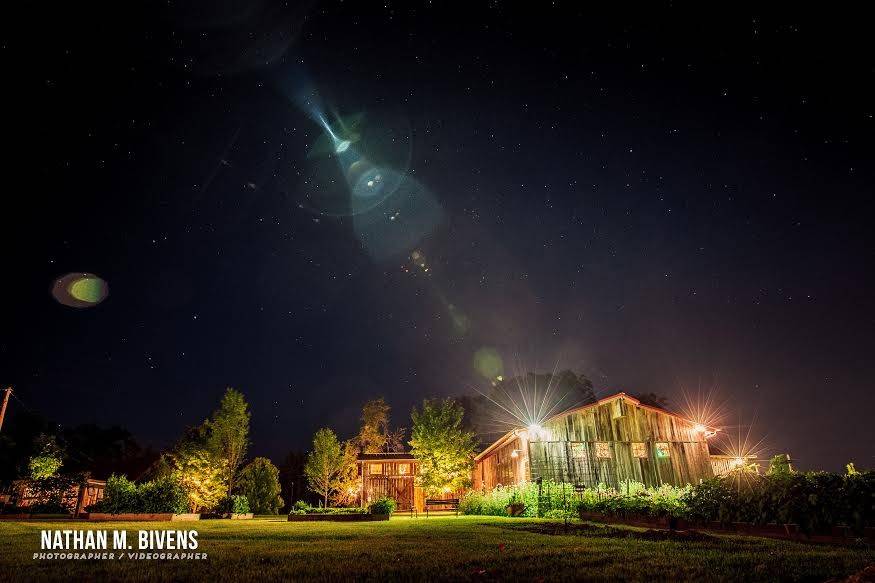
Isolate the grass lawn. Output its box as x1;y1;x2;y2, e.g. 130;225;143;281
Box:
0;515;872;581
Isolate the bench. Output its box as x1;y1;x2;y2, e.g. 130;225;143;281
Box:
424;498;460;517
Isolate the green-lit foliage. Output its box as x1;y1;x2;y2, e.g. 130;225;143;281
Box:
304;428;344;507
88;474;188;514
28;435;63;480
237;457;282;514
409;399;476;495
684;470;875;535
218;494;250;515
368;497;396;515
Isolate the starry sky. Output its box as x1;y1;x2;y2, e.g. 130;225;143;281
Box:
4;2;874;471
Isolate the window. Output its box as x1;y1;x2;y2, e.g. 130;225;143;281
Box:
570;442;587;460
397;463;410;475
595;442;612;459
632;442;648;459
368;463;383;475
655;443;670;458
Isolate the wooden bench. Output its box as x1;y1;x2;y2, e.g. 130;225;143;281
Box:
424;498;459;517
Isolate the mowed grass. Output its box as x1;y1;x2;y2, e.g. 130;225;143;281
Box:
0;515;872;582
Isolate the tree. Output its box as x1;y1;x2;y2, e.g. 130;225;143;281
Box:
354;398;405;455
170;445;225;513
304;428;344;507
206;388;251;498
28;434;63;479
237;457;283;514
409;399;476;495
169;425;225;513
331;441;361;507
634;392;670;409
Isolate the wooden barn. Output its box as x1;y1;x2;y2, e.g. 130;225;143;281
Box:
358;453;419;511
472;392;717;490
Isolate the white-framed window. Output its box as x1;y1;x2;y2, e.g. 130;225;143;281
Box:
368;463;383;475
655;442;671;458
397;463;410;475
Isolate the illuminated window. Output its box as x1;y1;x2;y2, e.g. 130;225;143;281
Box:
570;442;587;460
397;463;410;475
595;442;612;459
655;443;670;458
632;442;648;458
368;463;383;475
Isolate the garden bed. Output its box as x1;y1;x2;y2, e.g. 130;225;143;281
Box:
87;513;201;522
288;513;389;522
579;511;875;544
0;513;77;521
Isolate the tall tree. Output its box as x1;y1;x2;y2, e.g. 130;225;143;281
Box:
409;399;476;495
169;428;225;513
357;398;390;453
207;388;251;498
237;457;283;514
331;441;361;507
304;428;343;507
633;392;670;409
356;397;405;454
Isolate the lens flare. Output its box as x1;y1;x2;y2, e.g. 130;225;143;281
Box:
51;273;109;308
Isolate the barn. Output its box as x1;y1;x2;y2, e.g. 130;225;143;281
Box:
357;452;419;511
472;392;718;491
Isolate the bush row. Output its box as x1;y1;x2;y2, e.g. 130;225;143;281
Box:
683;471;875;534
87;475;189;514
459;480;581;518
459;469;875;535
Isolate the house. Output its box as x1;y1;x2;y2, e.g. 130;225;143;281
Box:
472;392;718;490
1;477;105;516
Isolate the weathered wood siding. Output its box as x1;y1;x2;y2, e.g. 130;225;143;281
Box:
528;397;713;487
361;461;417;510
473;436;524;491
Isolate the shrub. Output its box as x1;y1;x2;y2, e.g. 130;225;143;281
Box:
218;495;250;515
88;474;188;514
139;476;189;514
24;474;85;515
237;457;282;514
368;497;396;515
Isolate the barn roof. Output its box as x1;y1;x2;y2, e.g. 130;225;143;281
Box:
473;392;715;462
357;452;416;462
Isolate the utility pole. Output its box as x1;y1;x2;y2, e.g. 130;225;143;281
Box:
0;387;11;432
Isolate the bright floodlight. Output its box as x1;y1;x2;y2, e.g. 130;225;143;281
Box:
693;423;706;433
335;139;351;153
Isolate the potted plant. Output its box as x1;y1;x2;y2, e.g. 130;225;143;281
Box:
506;493;525;517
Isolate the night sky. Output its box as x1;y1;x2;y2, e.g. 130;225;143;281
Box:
4;3;874;472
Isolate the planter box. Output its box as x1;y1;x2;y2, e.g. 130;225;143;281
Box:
287;513;389;522
87;513;201;522
0;513;75;520
226;513;254;520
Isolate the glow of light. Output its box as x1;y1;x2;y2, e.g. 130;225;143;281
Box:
472;357;574;438
731;457;744;468
335;139;351;153
510;449;519;458
693;423;706;433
